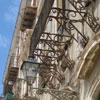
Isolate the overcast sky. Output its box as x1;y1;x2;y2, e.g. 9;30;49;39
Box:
0;0;20;96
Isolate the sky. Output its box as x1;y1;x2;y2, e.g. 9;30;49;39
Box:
0;0;20;96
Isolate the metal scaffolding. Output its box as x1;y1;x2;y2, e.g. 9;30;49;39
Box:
30;0;100;93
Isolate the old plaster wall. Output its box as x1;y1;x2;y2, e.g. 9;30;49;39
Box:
79;0;100;99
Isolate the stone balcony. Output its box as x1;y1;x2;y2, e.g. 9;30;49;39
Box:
20;6;37;31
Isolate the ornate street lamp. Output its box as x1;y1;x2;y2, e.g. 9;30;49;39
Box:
21;56;40;81
21;56;40;97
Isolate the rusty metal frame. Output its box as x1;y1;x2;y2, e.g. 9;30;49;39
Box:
30;0;100;94
49;7;89;43
33;30;74;89
67;0;100;33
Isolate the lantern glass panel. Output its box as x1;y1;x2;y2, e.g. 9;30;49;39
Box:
21;60;40;79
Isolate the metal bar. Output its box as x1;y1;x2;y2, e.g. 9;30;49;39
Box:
42;32;72;37
49;16;83;23
52;7;85;14
35;48;61;52
36;47;59;57
33;54;57;59
40;39;70;44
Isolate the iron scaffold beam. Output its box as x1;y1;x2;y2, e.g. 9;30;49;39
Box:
33;29;74;89
29;0;100;99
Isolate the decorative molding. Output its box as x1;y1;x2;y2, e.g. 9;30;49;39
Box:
77;31;100;79
85;73;100;100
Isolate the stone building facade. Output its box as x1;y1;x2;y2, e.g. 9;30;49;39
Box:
2;0;100;100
